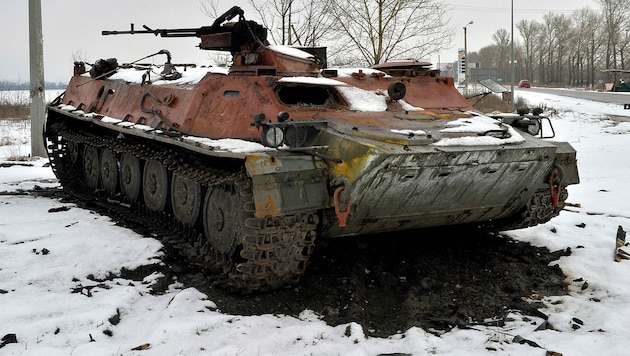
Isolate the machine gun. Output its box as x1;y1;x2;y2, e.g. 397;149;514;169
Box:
101;6;268;53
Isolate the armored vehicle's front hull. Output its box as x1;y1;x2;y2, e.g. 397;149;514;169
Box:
318;136;566;237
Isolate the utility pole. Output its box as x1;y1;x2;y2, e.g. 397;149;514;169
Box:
464;21;473;90
510;0;515;111
29;0;47;157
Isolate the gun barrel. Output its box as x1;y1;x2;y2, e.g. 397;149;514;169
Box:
102;25;207;37
101;6;245;38
98;6;266;53
102;29;143;36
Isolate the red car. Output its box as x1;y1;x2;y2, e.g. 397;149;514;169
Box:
518;80;531;88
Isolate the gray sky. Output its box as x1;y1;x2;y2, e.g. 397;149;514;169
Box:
0;0;600;83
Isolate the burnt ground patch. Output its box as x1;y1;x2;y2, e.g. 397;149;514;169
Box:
165;226;569;337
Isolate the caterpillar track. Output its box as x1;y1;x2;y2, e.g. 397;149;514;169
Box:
493;187;569;231
45;118;318;293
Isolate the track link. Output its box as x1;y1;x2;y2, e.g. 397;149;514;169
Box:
494;187;569;231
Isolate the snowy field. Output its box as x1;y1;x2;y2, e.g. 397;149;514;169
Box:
1;90;629;355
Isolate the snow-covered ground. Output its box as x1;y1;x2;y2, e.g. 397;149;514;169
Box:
1;90;629;355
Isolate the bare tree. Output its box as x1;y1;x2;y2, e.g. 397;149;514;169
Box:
538;13;561;84
516;20;539;82
598;0;630;69
199;0;452;68
245;0;335;47
445;2;630;88
199;0;219;18
569;8;602;86
248;0;295;45
553;14;573;84
324;0;452;66
475;45;498;69
289;0;336;47
492;29;510;80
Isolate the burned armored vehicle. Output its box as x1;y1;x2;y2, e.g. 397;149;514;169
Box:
45;7;579;292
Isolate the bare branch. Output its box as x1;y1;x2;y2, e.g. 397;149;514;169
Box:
325;0;453;66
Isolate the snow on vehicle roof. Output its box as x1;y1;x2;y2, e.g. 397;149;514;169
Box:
371;60;432;69
277;76;347;86
433;115;526;146
391;129;428;136
268;45;316;60
399;99;424;111
330;67;389;78
181;136;272;153
87;66;227;85
441;115;511;134
336;86;388;112
432;127;525;146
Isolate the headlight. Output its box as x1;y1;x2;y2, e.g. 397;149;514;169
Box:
261;126;285;148
526;119;541;135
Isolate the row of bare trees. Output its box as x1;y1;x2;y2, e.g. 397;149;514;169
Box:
201;0;630;88
201;0;452;67
470;0;630;87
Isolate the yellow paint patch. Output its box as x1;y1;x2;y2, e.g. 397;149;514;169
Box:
329;145;379;183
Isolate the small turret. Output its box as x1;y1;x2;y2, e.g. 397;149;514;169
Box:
101;5;323;74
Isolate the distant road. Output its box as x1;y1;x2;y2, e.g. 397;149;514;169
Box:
518;87;630;104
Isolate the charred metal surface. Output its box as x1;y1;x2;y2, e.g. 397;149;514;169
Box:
245;154;329;217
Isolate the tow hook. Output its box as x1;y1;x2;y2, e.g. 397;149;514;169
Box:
332;177;351;227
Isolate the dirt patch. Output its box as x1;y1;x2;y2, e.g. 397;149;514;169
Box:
163;226;569;337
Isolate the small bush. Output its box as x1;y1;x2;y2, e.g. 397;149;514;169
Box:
469;93;528;114
0;104;29;120
0;90;30;119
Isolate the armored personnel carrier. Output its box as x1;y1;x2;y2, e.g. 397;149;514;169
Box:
45;7;579;292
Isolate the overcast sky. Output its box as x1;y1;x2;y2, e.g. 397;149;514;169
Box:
0;0;600;83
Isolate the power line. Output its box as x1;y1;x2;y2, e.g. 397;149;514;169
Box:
452;5;583;14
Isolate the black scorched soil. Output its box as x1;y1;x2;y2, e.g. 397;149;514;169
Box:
164;226;569;337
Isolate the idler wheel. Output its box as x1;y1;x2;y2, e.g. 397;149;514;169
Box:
100;149;118;194
171;174;201;226
83;146;100;189
203;185;239;255
143;159;169;212
120;153;141;201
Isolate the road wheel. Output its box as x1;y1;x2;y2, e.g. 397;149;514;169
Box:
67;141;80;165
100;149;118;194
171;174;201;226
143;159;169;212
120;152;141;202
83;146;99;189
203;184;239;255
